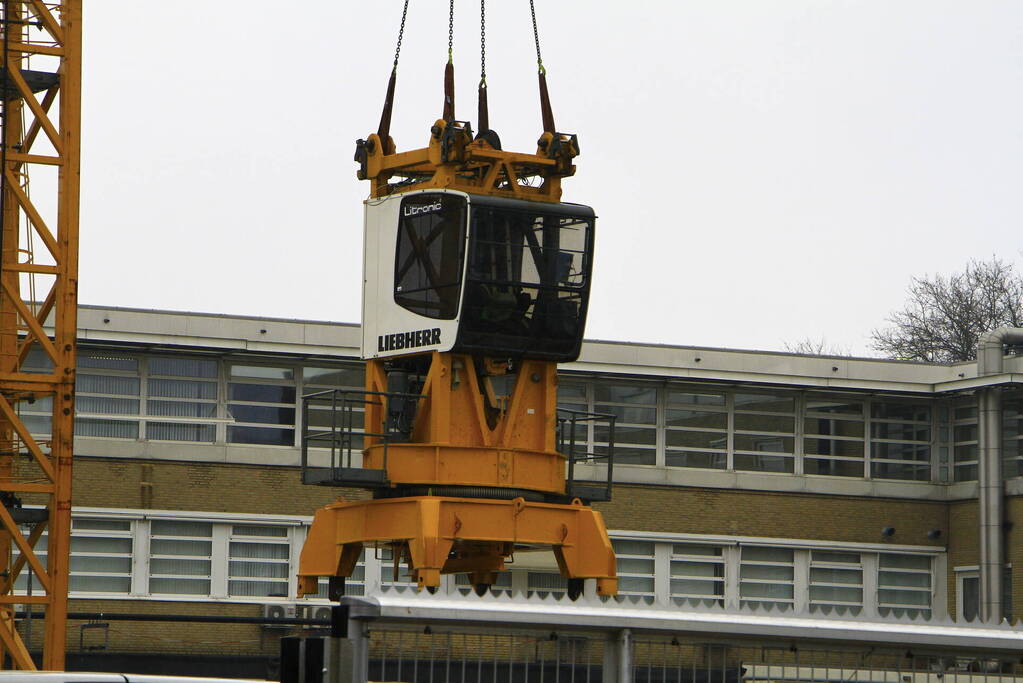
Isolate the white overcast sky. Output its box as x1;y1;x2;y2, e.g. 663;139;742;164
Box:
78;1;1023;356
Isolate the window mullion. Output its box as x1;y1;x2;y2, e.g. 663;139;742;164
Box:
132;519;150;597
211;524;229;598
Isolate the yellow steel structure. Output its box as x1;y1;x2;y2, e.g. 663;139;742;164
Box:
298;67;618;596
0;0;81;670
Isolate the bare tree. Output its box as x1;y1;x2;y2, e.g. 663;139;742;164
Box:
784;337;852;356
871;257;1023;362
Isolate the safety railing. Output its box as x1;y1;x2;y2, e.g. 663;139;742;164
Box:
300;388;423;488
558;407;616;502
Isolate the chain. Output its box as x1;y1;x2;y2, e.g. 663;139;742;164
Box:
529;0;544;74
479;0;486;84
392;0;409;70
448;0;454;63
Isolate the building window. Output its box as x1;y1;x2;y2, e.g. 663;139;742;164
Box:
1002;391;1023;478
808;551;862;614
878;553;931;618
870;401;932;481
739;546;794;610
803;395;865;478
70;518;133;594
303;364;366;452
227;365;297;446
594;381;657;466
670;543;725;606
75;351;140;439
228;525;290;598
148;520;213;596
146;357;218;443
665;388;727;470
733;392;796;474
527;570;567;598
613;540;655;603
952;398;978;482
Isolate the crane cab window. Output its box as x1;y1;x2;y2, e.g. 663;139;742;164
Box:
460;199;594;361
394;193;467;320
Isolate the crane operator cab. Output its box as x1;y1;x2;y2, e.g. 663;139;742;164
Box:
362;189;595;363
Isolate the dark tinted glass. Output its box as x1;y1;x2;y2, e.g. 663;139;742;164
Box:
394;193;467;319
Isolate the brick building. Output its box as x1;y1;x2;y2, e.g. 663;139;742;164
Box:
17;305;1023;676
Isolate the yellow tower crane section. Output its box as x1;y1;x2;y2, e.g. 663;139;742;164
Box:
298;0;618;599
0;0;82;671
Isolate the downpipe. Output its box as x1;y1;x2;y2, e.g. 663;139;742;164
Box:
975;327;1023;622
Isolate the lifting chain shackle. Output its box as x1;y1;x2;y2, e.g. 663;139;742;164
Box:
443;0;456;121
375;0;410;142
530;0;556;133
477;0;489;133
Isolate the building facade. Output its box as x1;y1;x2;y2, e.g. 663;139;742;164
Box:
14;305;1023;677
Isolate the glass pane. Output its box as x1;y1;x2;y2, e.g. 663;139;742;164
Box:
230;365;295;380
594;384;657;405
666;410;727;429
150;357;218;378
228;384;297;404
872;402;930;421
304;366;364;387
810;568;862;584
667;389;725;407
734;453;794;472
229;579;289;597
803;438;864;458
71;556;131;573
619;576;655;592
596;424;654;445
147;423;215;443
151;539;212;556
229;560;288;578
395;193;467;320
70;575;130;593
665;451;727;469
740;582;793;599
879;554;931;571
954;424;979;442
77;375;140;396
878;588;930;605
150;378;217;400
229;542;289;560
672;545;722;557
74;519;131;532
804;417;864;438
809;585;862;602
557;381;587;401
735;393;794;412
79;353;137;371
743;547;793;563
671;578;723;596
872;422;929;441
735;414;793;433
872;442;930;462
806;396;863;416
75;419;138;439
812;551;860;564
149;577;210;594
77;397;139;415
228;426;295;446
150;558;211;576
666;430;727;449
804;458;864;477
148;400;216;418
71;537;131;554
741;564;794;581
671;561;724;578
234;525;288;537
151;520;212;537
595;405;656;424
734;435;793;453
605;447;655;465
613;540;654;555
229;404;296;425
871;461;930;481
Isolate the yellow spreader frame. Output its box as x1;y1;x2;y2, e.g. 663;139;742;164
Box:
297;122;618;597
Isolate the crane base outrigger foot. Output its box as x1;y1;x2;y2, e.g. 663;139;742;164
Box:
297;494;618;598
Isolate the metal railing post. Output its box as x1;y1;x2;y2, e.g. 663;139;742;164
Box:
602;628;632;683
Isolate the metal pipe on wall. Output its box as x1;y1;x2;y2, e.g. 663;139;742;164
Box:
975;327;1023;622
